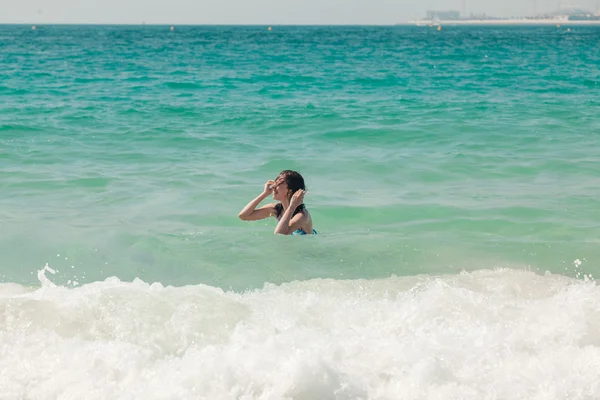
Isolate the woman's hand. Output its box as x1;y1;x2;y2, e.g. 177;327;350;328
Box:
289;189;305;208
263;180;275;195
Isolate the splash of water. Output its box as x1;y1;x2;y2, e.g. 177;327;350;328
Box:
1;265;599;399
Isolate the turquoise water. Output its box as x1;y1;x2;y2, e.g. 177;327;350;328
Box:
2;25;599;288
1;25;600;398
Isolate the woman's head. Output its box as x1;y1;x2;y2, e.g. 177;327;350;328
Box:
273;170;305;202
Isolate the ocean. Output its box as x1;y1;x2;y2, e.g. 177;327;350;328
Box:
1;24;600;398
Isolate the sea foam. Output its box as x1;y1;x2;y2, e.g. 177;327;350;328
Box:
1;266;599;399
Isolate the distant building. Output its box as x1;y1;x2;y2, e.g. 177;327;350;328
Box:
568;13;600;20
426;10;461;20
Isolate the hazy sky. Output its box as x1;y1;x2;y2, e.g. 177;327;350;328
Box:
1;0;597;25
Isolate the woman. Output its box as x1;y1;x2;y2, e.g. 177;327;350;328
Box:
238;170;316;235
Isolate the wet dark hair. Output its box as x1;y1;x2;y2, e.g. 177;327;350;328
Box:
274;170;306;219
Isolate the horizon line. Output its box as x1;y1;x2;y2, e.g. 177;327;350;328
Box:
0;22;405;26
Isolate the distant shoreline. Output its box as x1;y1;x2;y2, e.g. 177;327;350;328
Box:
1;21;599;27
407;19;600;26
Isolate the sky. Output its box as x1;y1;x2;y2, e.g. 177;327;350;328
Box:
0;0;598;25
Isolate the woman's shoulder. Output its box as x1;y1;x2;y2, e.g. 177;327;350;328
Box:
300;207;311;221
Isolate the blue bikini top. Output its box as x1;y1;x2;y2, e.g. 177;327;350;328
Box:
291;229;317;236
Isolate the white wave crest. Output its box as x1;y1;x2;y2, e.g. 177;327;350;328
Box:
0;266;599;399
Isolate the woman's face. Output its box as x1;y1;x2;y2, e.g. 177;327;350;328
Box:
272;176;289;201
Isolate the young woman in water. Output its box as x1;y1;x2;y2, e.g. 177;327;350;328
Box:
238;170;316;235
